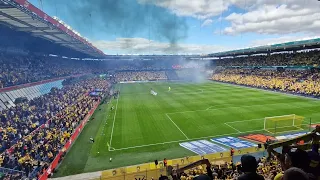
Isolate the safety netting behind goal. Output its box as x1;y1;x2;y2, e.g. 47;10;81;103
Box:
264;114;305;134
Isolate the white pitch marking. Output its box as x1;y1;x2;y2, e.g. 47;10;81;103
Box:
167;103;282;115
206;103;234;110
112;129;267;151
213;81;320;102
165;113;189;140
108;85;121;151
224;123;242;133
225;118;264;124
109;139;185;151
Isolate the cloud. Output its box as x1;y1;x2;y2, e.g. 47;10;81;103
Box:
140;0;320;35
138;0;229;19
92;37;230;55
222;0;320;35
201;19;213;27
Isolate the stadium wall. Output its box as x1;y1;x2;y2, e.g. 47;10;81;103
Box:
100;146;264;180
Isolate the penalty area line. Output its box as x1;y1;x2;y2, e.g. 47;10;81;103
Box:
167;103;288;115
165;113;189;140
108;86;121;151
110;139;185;151
224;123;241;133
112;129;267;151
107;143;115;151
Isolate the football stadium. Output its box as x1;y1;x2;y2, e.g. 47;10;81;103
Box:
0;0;320;180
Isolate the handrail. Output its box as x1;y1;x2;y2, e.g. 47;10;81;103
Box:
0;167;25;175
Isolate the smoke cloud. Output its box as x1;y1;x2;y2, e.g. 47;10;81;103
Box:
46;0;188;50
175;57;211;83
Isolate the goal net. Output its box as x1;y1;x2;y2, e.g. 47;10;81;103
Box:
264;114;304;134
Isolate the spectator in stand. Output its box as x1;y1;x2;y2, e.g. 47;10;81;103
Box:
216;50;320;67
237;154;264;180
0;77;110;179
174;144;319;180
0;53;94;88
115;71;167;82
213;68;320;97
283;167;309;180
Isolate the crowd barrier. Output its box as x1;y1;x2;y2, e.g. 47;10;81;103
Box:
0;167;25;176
100;146;264;180
38;101;100;180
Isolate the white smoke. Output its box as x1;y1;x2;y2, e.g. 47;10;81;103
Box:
175;57;211;83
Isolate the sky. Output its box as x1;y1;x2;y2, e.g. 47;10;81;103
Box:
29;0;320;55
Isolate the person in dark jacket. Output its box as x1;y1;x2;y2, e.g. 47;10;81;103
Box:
237;155;264;180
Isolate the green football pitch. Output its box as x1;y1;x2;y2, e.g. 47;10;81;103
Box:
54;81;320;177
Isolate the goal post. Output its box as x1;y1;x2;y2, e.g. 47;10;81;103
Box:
264;114;305;134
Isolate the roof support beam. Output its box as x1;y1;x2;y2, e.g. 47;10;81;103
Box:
32;31;63;35
56;41;81;44
0;11;32;28
16;27;48;31
0;4;13;8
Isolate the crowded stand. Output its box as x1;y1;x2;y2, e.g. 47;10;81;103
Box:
212;50;320;98
212;68;320;97
0;77;110;179
0;53;94;88
115;71;167;82
0;49;214;89
0;52;201;89
216;50;320;67
171;156;275;180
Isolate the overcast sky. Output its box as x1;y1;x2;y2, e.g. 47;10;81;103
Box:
30;0;320;55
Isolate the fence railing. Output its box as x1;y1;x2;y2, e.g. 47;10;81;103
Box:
0;167;25;176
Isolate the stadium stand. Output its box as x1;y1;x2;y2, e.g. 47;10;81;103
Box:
211;49;320;98
212;68;320;97
215;51;320;67
0;53;95;88
115;71;167;82
0;77;110;179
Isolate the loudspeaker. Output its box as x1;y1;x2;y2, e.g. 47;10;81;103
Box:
258;144;262;148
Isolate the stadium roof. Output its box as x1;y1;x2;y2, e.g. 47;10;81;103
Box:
208;38;320;57
85;55;201;61
0;0;105;58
